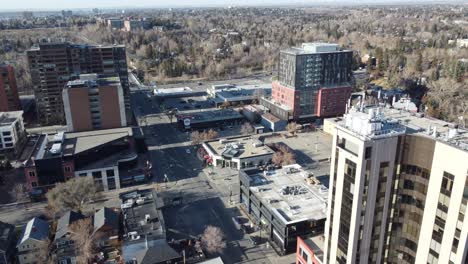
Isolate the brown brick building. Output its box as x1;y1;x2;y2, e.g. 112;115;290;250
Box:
63;74;126;132
0;64;21;112
27;43;129;125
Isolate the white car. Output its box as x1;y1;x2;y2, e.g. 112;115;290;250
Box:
186;149;191;154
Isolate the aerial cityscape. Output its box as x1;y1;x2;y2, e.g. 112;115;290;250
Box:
0;2;467;264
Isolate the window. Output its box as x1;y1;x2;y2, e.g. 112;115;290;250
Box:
31;182;37;187
106;169;115;177
28;171;36;177
64;166;71;172
365;146;372;159
2;131;11;136
108;178;116;190
92;171;102;178
3;137;12;142
4;143;13;147
299;247;309;261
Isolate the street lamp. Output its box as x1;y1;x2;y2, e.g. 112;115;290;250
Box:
164;174;169;188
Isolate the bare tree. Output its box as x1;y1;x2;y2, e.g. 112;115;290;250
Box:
10;183;28;202
166;109;178;123
204;129;219;141
37;238;55;264
70;218;101;263
191;131;203;145
240;122;254;135
272;152;284;166
272;145;296;166
282;150;296;165
201;225;226;254
286;122;299;136
46;176;99;215
220;101;231;109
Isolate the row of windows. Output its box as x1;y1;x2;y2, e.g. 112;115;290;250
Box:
336;159;357;264
428;171;454;263
400;164;430;179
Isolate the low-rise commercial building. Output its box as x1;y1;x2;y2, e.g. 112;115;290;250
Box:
17;218;50;264
63;74;127;132
203;136;274;170
152;87;205;98
119;189;182;264
239;164;328;254
261;112;287;132
209;84;271;107
207;84;236;97
296;236;324;264
0;111;26;158
176;109;244;131
241;105;266;123
24;127;150;192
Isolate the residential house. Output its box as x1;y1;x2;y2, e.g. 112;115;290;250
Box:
54;211;85;264
0;221;15;264
94;207;120;247
17;217;50;264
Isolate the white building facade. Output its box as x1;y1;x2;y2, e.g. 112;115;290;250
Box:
0;111;25;156
324;107;468;264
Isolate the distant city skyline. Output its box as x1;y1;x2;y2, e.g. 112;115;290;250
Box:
0;0;464;11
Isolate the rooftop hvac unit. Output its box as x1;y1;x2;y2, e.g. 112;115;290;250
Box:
448;128;458;139
50;143;62;154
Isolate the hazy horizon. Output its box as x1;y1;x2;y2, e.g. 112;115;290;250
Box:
0;0;465;12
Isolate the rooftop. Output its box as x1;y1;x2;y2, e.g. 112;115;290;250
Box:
18;217;49;246
261;112;281;123
0;111;23;127
153;87;193;96
28;127;133;162
94;207;120;233
54;211;84;241
283;42;350;55
120;189;165;242
333;106;468;151
302;235;325;263
177;109;243;124
28;42;125;51
204;136;275;159
261;96;293;112
64;74;121;89
243;164;328;225
215;84;271;101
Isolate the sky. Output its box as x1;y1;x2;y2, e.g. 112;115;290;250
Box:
0;0;462;11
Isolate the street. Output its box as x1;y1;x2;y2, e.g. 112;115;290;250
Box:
0;78;295;264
